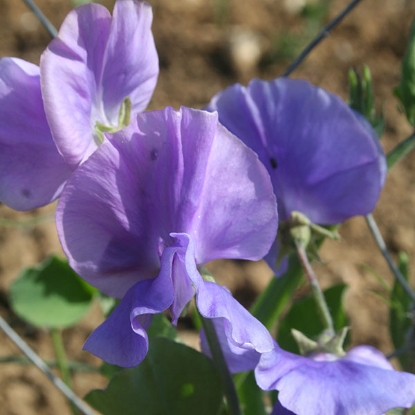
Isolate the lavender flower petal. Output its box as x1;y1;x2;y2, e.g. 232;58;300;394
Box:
200;319;261;373
196;280;273;354
101;0;158;122
256;344;415;415
41;0;158;167
0;58;71;210
84;273;174;367
207;78;385;224
271;401;296;415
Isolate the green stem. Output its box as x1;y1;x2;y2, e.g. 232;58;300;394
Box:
50;328;77;415
295;243;334;334
0;355;99;372
0;213;54;228
201;316;241;415
366;213;415;303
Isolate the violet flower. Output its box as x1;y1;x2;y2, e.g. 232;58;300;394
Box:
0;0;158;210
56;106;278;367
41;0;158;167
256;343;415;415
206;78;387;271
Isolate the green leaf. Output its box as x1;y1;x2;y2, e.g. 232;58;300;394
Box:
86;337;223;415
389;252;413;369
147;312;178;341
237;371;266;415
395;19;415;126
9;256;95;328
277;284;348;354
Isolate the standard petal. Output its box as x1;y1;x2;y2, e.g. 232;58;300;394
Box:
208;78;385;224
130;107;278;263
256;344;415;415
84;273;174;367
101;0;158;123
200;319;261;373
196;279;273;354
0;58;71;210
41;3;112;166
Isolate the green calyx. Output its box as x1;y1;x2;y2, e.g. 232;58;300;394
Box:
278;211;340;252
291;326;349;357
94;97;132;145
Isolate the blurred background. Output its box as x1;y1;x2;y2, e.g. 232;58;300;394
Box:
0;0;415;413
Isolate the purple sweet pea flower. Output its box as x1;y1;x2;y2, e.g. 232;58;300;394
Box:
40;0;158;167
56;106;278;367
41;0;158;167
206;78;387;271
256;342;415;415
0;0;157;211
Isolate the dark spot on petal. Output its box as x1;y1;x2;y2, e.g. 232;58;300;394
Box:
21;189;31;198
150;148;158;161
270;157;278;169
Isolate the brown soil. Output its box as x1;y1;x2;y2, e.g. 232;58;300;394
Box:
1;0;415;413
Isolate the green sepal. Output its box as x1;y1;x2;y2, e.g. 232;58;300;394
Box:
277;284;348;354
291;327;349;357
348;65;385;137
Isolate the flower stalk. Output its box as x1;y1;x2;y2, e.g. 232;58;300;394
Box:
366;213;415;303
201;315;242;415
295;242;335;334
50;328;77;415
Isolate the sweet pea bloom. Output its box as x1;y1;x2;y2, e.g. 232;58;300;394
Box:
0;0;158;210
41;0;158;167
206;78;387;271
256;343;415;415
56;106;278;367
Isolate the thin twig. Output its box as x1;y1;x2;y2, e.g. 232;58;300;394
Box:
0;316;96;415
282;0;363;77
22;0;58;38
386;131;415;169
366;213;415;303
295;242;335;334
